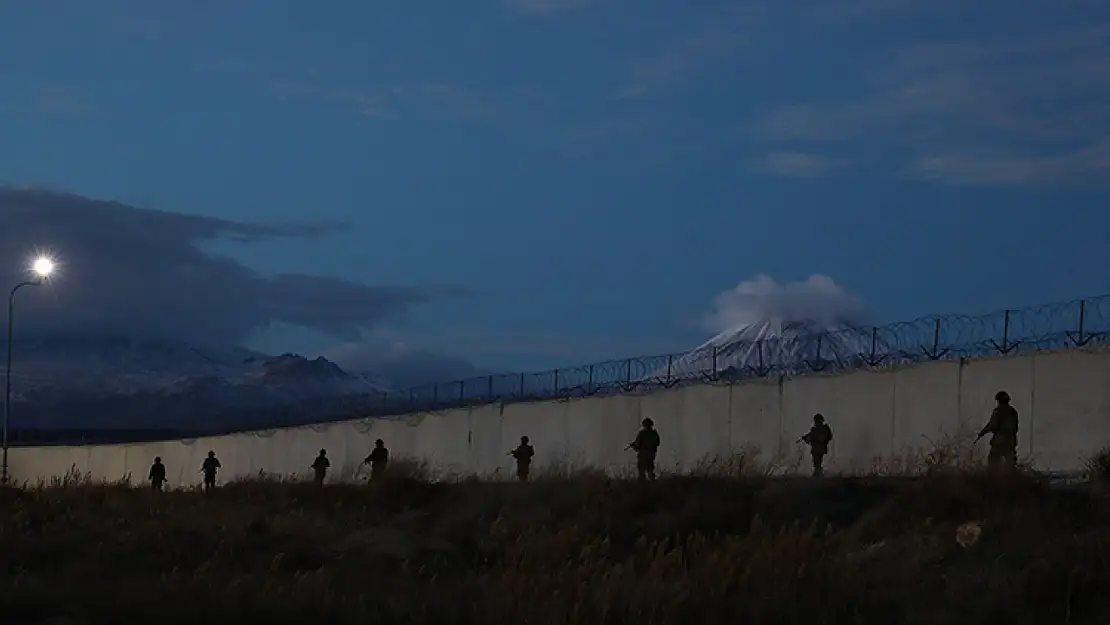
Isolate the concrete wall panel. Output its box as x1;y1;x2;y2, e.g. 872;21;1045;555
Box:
832;370;896;471
468;405;504;477
1031;350;1110;470
892;360;961;452
10;446;73;486
729;378;783;462
123;444;155;485
8;348;1110;485
410;410;471;476
564;397;613;469
679;384;731;469
65;446;92;480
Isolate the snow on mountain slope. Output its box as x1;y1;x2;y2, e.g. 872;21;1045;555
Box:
655;317;890;380
5;334;393;430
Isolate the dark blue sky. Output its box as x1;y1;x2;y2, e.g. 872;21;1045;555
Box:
1;0;1108;377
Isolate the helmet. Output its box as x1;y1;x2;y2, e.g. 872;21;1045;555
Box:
642;417;654;427
521;436;529;443
814;413;825;423
995;391;1011;403
375;438;384;446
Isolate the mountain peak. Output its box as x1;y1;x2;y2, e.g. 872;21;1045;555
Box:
650;315;887;380
259;353;350;382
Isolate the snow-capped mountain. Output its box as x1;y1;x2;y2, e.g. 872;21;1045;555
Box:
653;317;890;380
4;333;393;432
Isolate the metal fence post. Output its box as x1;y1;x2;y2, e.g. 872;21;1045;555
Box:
1068;300;1088;346
1078;299;1087;344
1001;309;1010;351
932;319;941;357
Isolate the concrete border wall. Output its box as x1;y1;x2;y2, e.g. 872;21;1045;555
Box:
9;348;1110;486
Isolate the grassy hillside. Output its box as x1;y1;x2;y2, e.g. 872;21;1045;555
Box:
1;460;1109;625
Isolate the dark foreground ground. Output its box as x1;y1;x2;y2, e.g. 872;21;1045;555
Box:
1;469;1109;625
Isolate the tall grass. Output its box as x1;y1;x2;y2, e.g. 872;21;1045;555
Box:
1;445;1108;624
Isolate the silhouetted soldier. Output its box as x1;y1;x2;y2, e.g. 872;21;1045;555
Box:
363;439;389;480
201;450;221;493
149;457;167;492
801;414;833;477
510;435;535;482
629;418;661;481
311;449;330;486
977;390;1019;470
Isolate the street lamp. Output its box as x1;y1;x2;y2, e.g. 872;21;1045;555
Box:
3;255;56;484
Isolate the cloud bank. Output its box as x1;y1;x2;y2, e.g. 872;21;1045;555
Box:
320;335;480;388
753;15;1110;186
702;274;868;333
0;187;463;355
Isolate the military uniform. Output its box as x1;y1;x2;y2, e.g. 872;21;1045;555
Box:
979;392;1019;470
201;452;221;493
631;419;661;481
802;415;833;477
312;450;330;486
365;440;389;480
511;437;535;482
149;458;167;492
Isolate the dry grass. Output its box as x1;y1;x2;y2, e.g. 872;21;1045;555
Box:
1085;445;1110;483
2;453;1109;625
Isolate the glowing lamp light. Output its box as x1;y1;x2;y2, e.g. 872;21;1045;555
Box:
31;256;55;278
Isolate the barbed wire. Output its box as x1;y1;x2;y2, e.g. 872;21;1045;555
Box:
12;292;1110;445
368;293;1110;412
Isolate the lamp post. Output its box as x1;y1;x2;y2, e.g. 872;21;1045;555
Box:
3;256;55;484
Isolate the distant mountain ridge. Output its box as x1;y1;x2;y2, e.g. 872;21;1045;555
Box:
4;333;393;431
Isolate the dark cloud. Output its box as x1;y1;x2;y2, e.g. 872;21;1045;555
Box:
0;187;461;348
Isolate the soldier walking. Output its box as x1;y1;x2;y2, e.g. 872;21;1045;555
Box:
801;414;833;477
149;457;167;492
201;451;221;494
311;449;330;486
629;418;661;481
510;435;535;482
363;439;389;480
977;390;1019;470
